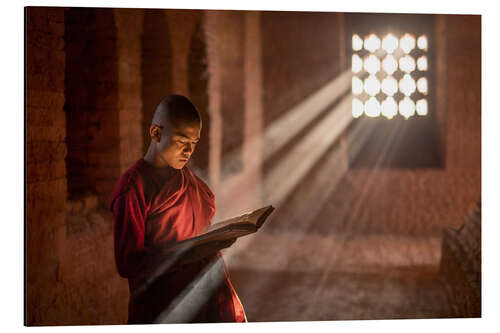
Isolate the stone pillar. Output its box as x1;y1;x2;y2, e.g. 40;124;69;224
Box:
337;12;350;168
166;9;199;96
64;8;120;207
205;10;263;221
188;16;211;181
435;15;448;167
444;15;481;171
205;10;246;183
141;9;173;154
204;10;223;192
243;11;264;209
114;9;144;173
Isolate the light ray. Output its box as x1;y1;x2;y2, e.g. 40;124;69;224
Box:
216;70;354;256
263;95;353;206
263;70;352;162
153;257;225;323
302;116;406;318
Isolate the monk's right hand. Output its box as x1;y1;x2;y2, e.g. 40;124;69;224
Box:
182;238;237;264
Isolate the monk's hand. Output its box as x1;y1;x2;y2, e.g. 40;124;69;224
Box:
183;238;237;264
193;238;237;256
212;238;237;250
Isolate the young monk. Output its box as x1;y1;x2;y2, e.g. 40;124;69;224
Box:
110;94;247;324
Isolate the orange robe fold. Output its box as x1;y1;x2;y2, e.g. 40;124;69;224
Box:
110;158;246;323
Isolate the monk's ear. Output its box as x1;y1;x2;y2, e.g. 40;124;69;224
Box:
150;124;162;143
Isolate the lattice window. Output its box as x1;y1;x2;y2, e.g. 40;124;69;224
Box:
351;32;429;119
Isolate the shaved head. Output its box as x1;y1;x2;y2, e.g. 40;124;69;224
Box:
152;94;201;129
145;95;202;170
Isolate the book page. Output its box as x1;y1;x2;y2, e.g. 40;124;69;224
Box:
205;205;274;233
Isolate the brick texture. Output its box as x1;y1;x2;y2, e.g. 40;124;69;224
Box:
261;11;343;127
26;6;68;326
439;202;481;317
141;9;173;154
204;10;246;177
114;8;144;174
188;16;211;180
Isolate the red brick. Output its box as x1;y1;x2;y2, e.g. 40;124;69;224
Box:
26;141;67;164
26;179;67;204
27;159;67;183
26;90;65;111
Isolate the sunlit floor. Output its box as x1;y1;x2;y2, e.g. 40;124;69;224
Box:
227;204;454;321
226;198;454;322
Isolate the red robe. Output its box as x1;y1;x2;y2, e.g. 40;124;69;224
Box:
110;158;246;324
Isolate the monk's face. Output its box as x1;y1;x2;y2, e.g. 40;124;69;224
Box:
157;120;201;169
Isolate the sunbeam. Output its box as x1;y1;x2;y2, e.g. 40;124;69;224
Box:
263;95;352;206
264;70;352;162
153;258;225;323
301;117;408;317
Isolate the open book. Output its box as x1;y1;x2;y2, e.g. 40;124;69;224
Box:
166;205;275;252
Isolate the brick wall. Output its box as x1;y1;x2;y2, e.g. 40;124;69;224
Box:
165;9;200;96
188;17;211;180
58;209;128;325
27;7;212;325
114;9;144;174
26;6;67;325
437;17;481;317
26;7;145;325
260;11;347;193
439;202;481;317
204;10;246;177
261;11;344;127
140;9;210;179
445;15;481;171
141;9;173;154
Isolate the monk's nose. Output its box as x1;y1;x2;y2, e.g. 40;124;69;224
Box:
183;143;194;154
